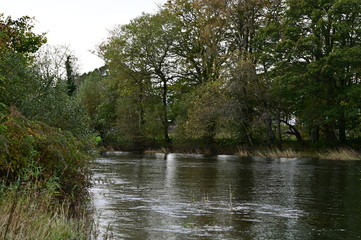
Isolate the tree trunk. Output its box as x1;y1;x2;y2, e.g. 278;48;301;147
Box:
323;124;337;143
276;109;282;142
338;112;346;144
266;116;275;144
206;122;217;154
138;83;145;129
241;120;253;146
161;78;171;145
311;125;320;143
280;119;305;145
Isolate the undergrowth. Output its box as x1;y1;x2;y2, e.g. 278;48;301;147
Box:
0;107;96;239
0;181;93;240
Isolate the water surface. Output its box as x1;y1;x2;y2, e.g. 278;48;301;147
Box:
91;152;361;239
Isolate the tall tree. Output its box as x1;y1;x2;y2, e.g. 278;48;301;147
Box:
65;55;77;96
100;11;179;146
0;14;46;106
270;0;361;143
165;0;231;85
222;0;283;144
0;14;46;57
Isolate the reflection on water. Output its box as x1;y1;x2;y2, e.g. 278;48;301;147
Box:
91;152;361;240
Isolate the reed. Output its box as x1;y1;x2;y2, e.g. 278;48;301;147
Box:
0;188;94;240
236;147;302;158
235;146;361;160
235;147;251;157
254;148;302;158
144;144;361;161
318;148;361;160
229;183;233;211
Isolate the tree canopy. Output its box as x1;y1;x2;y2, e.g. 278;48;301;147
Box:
81;0;361;151
2;0;361;154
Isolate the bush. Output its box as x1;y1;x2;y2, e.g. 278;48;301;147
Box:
0;107;91;205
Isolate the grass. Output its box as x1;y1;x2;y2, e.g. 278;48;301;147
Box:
254;148;302;158
235;146;361;160
317;148;361;160
144;146;361;160
0;185;95;240
235;147;303;158
144;147;171;154
127;140;361;161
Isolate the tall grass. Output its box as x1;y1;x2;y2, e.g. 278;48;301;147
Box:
235;146;361;160
318;148;361;160
254;148;302;158
236;147;302;158
0;182;95;240
0;107;98;239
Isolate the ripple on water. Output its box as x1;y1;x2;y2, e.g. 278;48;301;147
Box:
232;203;305;219
91;153;361;240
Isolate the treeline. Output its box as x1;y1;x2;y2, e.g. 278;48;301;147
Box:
0;14;94;238
0;13;94;200
79;0;361;152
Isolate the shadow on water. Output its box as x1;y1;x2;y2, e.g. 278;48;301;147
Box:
91;152;361;240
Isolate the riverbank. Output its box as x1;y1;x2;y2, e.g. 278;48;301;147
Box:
235;147;361;160
143;146;361;160
0;108;96;239
0;187;93;240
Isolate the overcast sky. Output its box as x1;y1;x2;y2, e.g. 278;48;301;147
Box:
2;0;166;73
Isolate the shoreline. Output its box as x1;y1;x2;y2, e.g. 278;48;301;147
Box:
102;147;361;161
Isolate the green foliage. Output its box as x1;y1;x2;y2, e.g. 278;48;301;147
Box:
265;0;361;142
76;0;361;151
0;44;91;139
98;11;181;146
165;0;231;84
184;81;224;139
2;2;360;157
0;14;46;57
22;80;92;139
0;51;34;107
78;67;118;146
65;55;76;96
0;107;91;204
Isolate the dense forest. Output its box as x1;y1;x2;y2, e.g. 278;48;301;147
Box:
79;0;361;153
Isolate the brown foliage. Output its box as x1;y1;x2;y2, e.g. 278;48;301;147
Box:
0;107;91;204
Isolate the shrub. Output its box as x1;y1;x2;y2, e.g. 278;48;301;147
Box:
0;107;91;205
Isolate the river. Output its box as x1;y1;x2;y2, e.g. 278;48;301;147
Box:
90;152;361;239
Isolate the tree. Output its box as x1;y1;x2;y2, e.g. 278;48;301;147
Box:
269;0;361;144
78;67;108;134
65;55;77;96
0;14;46;57
184;80;224;150
0;14;46;107
220;0;284;144
77;0;361;151
32;44;77;87
222;58;265;145
29;45;89;137
164;0;231;85
100;11;179;146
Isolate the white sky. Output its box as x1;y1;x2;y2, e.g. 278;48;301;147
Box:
2;0;166;73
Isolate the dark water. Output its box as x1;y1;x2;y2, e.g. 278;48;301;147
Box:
91;152;361;240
